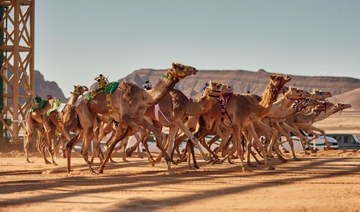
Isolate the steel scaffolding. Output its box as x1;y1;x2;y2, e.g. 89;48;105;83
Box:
0;0;35;144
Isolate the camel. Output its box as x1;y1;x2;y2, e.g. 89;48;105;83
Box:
309;89;332;100
284;101;335;149
215;74;291;171
46;85;89;157
179;75;292;171
294;102;351;147
157;82;233;174
65;63;198;174
24;96;59;164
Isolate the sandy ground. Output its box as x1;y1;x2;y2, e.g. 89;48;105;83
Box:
1;111;360;212
1;149;360;212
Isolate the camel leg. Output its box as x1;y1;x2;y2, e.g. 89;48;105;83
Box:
175;120;210;162
47;129;58;165
65;131;82;173
24;130;34;163
231;124;247;172
275;123;296;161
98;124;130;174
138;118;174;164
284;122;309;155
80;128;97;174
42;132;52;165
247;123;274;170
165;126;178;174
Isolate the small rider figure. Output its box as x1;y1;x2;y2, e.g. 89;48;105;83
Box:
95;74;109;92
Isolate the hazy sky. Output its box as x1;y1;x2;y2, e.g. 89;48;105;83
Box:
36;0;360;97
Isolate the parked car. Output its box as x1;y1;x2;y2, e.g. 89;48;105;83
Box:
281;135;338;151
325;133;360;150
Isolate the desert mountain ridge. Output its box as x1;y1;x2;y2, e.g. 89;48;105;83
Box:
35;68;360;110
119;68;360;110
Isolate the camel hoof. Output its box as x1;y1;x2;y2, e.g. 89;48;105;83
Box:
150;160;156;167
193;163;200;169
267;154;275;158
126;148;135;157
266;165;275;170
167;170;176;175
52;162;58;166
212;158;222;165
294;157;301;161
122;158;130;163
247;163;256;167
45;161;52;165
91;170;99;175
228;159;235;164
241;167;249;172
97;168;104;174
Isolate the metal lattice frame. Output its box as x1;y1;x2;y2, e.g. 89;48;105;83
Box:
0;0;35;142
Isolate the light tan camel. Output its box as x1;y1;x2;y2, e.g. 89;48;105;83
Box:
285;101;334;148
268;89;334;155
218;74;291;171
294;102;351;146
47;85;89;156
239;86;311;163
109;81;232;173
162;82;233;174
309;89;332;100
65;63;198;174
24;97;58;164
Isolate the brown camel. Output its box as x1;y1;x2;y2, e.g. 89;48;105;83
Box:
24;96;59;164
294;102;351;146
178;75;291;171
284;101;335;149
156;82;233;174
47;85;89;157
65;63;198;174
218;74;291;171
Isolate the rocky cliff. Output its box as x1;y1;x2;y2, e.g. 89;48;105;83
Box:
120;68;360;110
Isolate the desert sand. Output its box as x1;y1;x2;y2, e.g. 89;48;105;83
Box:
1;111;360;212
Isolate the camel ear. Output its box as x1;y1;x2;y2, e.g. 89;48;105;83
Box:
270;74;276;80
172;63;177;69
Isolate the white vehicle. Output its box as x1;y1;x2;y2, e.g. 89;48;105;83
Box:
281;135;338;152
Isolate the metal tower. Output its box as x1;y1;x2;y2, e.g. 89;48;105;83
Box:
0;0;35;144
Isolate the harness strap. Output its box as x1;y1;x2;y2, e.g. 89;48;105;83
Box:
218;92;233;123
106;94;114;114
155;103;172;125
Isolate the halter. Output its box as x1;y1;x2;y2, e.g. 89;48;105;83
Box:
217;92;233;123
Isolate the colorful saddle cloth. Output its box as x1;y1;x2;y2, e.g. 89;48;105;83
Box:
46;98;62;116
86;81;119;102
30;96;47;112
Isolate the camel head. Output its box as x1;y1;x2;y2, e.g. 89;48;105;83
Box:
168;63;198;80
310;89;332;100
313;101;334;112
335;102;352;111
203;81;234;98
285;86;310;100
71;85;89;96
269;74;291;92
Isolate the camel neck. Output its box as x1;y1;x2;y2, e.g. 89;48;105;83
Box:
259;85;280;111
147;77;179;106
67;94;80;106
